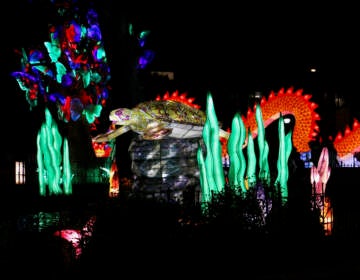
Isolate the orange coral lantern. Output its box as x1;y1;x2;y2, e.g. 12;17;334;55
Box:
333;118;360;160
243;87;320;153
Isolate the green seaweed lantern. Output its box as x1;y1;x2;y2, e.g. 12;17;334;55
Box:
274;112;292;204
197;92;226;204
198;95;292;207
246;126;257;188
227;113;247;193
37;108;72;196
255;103;271;186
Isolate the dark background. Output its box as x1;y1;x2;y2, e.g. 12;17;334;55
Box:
1;1;359;155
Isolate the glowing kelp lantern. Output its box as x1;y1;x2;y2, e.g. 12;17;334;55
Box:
227;113;247;193
274;112;293;204
202;93;226;192
254;103;270;185
200;93;293;205
225;106;291;204
246;127;257;187
198;92;226;204
37;108;72;196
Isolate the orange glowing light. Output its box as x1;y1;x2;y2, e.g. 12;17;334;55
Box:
333;118;360;159
243;87;320;153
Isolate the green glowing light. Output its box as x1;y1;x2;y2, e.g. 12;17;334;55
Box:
37;108;72;196
275;113;291;203
203;92;225;193
227;113;246;193
255;103;270;185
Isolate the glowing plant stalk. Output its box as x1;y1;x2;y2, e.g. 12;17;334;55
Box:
274;113;292;204
37;108;72;196
202;92;226;193
198;92;226;204
255;103;270;185
246;127;257;188
227;113;247;193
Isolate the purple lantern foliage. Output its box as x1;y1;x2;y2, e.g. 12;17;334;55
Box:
11;0;111;129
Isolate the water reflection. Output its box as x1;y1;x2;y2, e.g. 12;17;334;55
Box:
14;210;96;262
17;211;69;232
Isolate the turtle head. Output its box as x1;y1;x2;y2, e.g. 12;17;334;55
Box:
109;108;135;125
109;107;159;136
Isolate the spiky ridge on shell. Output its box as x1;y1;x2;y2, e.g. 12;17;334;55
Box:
155;90;201;109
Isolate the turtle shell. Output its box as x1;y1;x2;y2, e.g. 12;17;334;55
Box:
136;100;207;125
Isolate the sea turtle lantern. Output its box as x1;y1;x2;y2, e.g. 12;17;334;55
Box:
93;91;229;142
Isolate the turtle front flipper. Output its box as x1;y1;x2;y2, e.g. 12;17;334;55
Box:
92;126;131;142
142;121;172;140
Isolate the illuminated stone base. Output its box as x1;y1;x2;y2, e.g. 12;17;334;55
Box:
129;136;202;204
